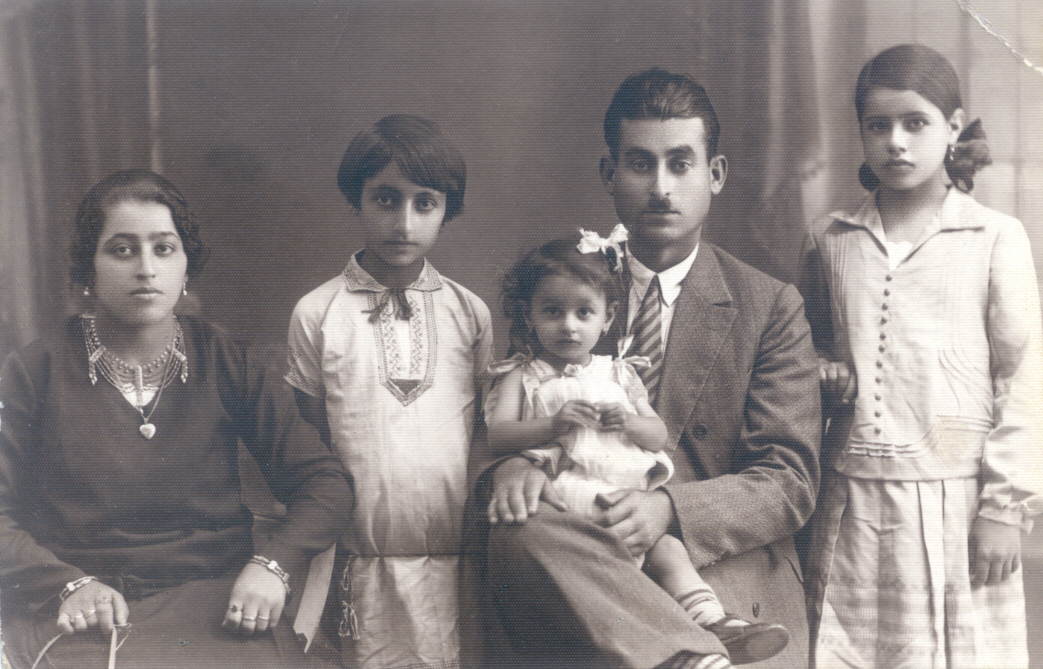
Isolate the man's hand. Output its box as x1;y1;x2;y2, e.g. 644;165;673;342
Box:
222;562;288;635
488;457;566;525
969;516;1022;588
594;488;673;557
57;581;129;635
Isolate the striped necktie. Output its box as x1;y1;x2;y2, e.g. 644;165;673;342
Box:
627;275;663;406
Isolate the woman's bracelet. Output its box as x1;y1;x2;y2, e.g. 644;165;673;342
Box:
249;555;292;596
60;575;99;602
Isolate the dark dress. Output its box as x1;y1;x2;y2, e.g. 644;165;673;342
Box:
0;316;354;668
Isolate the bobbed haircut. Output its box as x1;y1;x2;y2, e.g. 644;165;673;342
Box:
604;68;721;161
70;169;209;288
501;237;623;358
854;44;989;192
337;114;466;223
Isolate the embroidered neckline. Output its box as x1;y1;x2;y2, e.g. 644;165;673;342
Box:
341;252;443;293
341;253;443;406
369;290;438;406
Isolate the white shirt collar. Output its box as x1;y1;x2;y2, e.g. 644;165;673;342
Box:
626;243;699;306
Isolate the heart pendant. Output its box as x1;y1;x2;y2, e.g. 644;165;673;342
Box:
139;423;156;439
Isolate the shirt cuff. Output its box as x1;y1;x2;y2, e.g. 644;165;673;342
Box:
978;498;1042;533
284;366;325;399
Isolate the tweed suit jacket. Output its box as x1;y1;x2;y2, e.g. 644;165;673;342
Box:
651;242;821;667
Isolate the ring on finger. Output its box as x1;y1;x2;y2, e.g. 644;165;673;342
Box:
256;616;269;621
228;604;239;613
242;616;256;622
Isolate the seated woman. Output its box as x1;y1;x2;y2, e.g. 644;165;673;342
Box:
0;169;354;669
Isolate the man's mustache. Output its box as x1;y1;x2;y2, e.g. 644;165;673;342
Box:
646;196;674;212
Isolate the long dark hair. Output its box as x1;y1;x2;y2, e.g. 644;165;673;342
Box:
855;44;991;192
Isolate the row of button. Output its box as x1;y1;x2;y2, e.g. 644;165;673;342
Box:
872;274;894;435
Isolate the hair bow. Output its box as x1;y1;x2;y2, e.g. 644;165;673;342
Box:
577;223;629;274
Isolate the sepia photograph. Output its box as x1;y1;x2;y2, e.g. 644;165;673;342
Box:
1;1;1041;667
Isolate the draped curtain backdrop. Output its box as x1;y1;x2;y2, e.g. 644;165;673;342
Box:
2;0;824;360
1;0;1040;367
4;0;1038;359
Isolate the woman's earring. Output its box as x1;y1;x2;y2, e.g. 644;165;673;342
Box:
83;286;90;297
182;282;188;296
947;144;956;162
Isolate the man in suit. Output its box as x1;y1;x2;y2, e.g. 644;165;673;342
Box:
476;68;821;669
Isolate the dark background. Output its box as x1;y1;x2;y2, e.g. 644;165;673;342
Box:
4;0;1040;356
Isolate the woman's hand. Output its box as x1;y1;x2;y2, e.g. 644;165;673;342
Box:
551;400;600;436
57;581;129;635
223;562;288;635
969;516;1022;588
819;358;856;406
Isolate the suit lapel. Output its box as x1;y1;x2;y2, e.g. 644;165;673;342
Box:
657;246;737;447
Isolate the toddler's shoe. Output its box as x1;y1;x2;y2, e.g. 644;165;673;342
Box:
704;614;789;665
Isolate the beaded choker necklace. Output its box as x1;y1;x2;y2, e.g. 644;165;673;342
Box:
82;315;188;439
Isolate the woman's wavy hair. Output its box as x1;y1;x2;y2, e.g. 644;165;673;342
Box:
501;236;623;358
855;44;991;192
70;169;209;289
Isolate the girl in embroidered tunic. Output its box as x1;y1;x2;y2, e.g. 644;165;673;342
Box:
286;115;493;669
801;45;1043;668
484;232;789;665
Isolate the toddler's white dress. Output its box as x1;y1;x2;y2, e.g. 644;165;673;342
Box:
486;354;673;518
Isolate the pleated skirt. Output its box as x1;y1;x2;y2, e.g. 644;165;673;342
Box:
806;474;1027;669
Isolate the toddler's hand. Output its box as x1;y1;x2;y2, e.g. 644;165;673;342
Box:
552;400;600;435
598;403;628;432
819;358;856;405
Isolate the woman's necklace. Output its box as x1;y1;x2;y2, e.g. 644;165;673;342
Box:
82;315;188;439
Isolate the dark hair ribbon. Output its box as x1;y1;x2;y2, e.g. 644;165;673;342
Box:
950;118;992;192
364;288;414;323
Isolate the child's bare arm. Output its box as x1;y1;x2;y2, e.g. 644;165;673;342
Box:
599;402;668;451
486;368;599;455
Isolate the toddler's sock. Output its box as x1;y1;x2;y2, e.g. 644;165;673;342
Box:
654;651;733;669
675;586;730;627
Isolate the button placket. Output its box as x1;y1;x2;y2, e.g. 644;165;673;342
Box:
873;273;892;437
